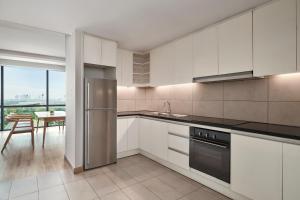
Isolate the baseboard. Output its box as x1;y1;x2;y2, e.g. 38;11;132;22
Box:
73;166;84;174
117;149;140;158
64;155;84;174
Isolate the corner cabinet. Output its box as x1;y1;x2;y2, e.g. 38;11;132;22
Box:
218;12;253;74
231;134;282;200
139;118;168;160
83;34;117;67
117;118;139;154
253;0;297;76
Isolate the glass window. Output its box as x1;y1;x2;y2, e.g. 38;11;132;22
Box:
49;70;65;105
4;66;46;106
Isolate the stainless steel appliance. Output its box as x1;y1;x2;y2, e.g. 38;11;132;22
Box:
189;127;230;183
84;78;117;169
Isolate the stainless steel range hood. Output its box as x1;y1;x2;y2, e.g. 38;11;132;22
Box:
193;71;254;83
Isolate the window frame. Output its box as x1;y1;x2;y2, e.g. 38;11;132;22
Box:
0;65;66;130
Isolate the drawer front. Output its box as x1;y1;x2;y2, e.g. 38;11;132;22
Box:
168;123;189;138
168;134;189;154
168;148;189;170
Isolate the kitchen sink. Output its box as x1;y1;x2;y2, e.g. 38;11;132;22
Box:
150;112;187;118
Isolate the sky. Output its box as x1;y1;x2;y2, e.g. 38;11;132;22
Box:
3;66;65;102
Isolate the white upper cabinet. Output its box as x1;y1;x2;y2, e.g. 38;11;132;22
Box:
116;49;123;86
193;26;218;77
83;34;117;67
253;0;297;76
231;134;282;200
84;34;101;65
122;49;133;87
101;39;117;67
283;143;300;200
174;35;193;84
117;49;133;86
218;12;253;74
150;43;174;86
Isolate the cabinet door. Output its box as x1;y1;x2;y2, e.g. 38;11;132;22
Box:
151;120;168;160
254;0;297;76
174;35;193;84
116;49;123;86
101;39;117;67
127;118;139;150
283;143;300;200
231;134;282;200
139;118;152;152
218;12;252;74
84;34;101;65
121;50;133;87
150;43;174;86
193;26;218;77
117;119;127;153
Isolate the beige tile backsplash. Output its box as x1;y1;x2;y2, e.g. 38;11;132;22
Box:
117;73;300;127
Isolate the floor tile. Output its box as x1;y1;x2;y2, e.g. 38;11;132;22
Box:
11;192;38;200
122;164;152;182
65;180;97;200
81;168;103;178
0;180;11;200
105;168;137;188
39;185;69;200
102;190;130;200
158;172;199;196
86;173;119;197
142;177;183;200
59;170;84;184
37;171;63;190
10;176;38;198
122;184;160;200
179;188;221;200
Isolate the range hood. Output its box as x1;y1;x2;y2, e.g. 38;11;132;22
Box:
193;71;254;83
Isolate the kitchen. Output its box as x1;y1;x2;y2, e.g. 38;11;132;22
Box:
0;0;300;200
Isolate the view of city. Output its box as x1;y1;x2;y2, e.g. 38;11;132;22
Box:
0;66;66;129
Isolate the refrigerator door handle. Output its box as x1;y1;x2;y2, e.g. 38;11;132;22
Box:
87;112;90;165
87;82;90;109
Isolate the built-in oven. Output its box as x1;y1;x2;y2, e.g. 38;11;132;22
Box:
189;127;230;183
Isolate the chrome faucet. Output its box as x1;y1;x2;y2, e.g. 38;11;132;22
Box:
164;101;171;114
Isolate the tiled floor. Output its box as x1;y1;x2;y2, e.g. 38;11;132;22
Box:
0;154;231;200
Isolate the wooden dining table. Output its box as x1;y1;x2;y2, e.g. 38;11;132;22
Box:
34;111;66;147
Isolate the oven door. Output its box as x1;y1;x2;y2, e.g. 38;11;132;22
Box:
189;138;230;183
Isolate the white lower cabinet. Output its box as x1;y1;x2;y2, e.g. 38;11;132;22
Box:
231;134;282;200
283;143;300;200
167;123;190;170
127;118;139;150
117;118;139;153
139;118;168;160
117;118;127;153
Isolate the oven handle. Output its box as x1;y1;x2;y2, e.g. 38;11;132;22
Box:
190;138;229;149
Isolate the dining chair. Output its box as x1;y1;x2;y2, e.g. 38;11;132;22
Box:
1;114;35;153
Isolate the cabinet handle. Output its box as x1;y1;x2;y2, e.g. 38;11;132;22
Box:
168;147;189;156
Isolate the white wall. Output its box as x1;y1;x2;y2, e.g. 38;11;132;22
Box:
65;30;84;168
0;22;65;57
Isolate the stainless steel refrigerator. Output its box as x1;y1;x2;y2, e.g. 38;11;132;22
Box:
84;78;117;169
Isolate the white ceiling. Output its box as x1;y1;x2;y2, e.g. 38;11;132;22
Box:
0;0;270;52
